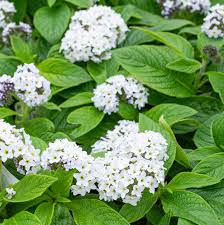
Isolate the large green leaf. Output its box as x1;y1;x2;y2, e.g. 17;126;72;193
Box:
69;199;130;225
67;106;104;138
145;103;197;126
34;4;70;44
161;190;221;225
193;153;224;180
119;191;158;223
3;211;42;225
35;202;55;225
136;28;194;58
113;46;194;97
38;58;91;88
5;174;57;202
139;114;176;171
65;0;93;8
167;172;220;190
178;218;195;225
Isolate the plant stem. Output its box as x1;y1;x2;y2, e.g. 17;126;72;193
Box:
194;59;208;90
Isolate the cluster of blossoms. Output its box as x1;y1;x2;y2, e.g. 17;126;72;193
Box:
157;0;210;17
0;0;16;29
13;63;51;107
92;120;168;205
202;4;224;38
6;187;16;199
92;75;149;114
0;120;40;174
0;75;14;106
2;22;32;43
60;5;128;63
41;139;97;197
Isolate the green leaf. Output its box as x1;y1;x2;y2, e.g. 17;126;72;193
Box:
35;202;55;225
118;101;138;120
3;211;42;225
65;0;93;8
38;58;91;88
136;28;194;58
178;218;195;225
139;114;176;171
207;72;224;103
113;46;194;97
11;0;28;22
0;108;17;119
0;58;20;75
167;172;220;190
67;106;104;138
51;204;75;225
48;0;56;7
69;199;130;225
193;153;224;180
34;4;70;44
87;61;107;84
161;190;221;225
42;102;61;111
187;146;222;162
119;191;158;223
212;115;224;149
5;174;57;202
10;36;33;63
60;92;93;108
158;213;171;225
194;114;222;147
31;136;48;151
166;58;201;74
145;103;197;126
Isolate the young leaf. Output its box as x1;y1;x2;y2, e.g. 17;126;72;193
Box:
167;172;220;190
5;174;57;202
34;4;70;44
69;199;130;225
113;46;195;97
145;103;197;126
161;190;221;225
67;106;104;138
166;58;201;74
35;202;55;225
193;153;224;180
60;92;93;108
38;58;92;88
3;211;42;225
119;191;158;223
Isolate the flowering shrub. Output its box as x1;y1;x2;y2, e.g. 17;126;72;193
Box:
0;0;224;224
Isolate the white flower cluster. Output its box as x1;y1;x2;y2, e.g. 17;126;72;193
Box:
2;22;32;43
0;74;14;106
41;139;97;197
92;120;168;205
92;75;149;114
0;0;16;28
202;4;224;38
13;63;51;107
6;187;16;199
0;120;40;174
60;5;128;63
157;0;210;17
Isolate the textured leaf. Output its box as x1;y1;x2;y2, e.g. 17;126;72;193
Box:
145;103;197;126
35;202;55;225
69;199;130;225
65;0;92;8
161;190;221;225
114;46;194;97
67;106;104;138
212;114;224;149
193;153;224;180
0;107;17;119
34;4;70;44
38;58;91;88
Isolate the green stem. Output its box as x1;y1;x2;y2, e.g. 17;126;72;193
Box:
15;102;30;126
194;59;208;90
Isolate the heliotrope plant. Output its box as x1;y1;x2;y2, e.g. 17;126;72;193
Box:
0;0;223;225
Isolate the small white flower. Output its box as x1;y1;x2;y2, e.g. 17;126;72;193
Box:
0;74;14;106
13;63;51;107
92;75;149;115
0;0;16;28
6;187;16;199
60;5;128;63
202;4;224;39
